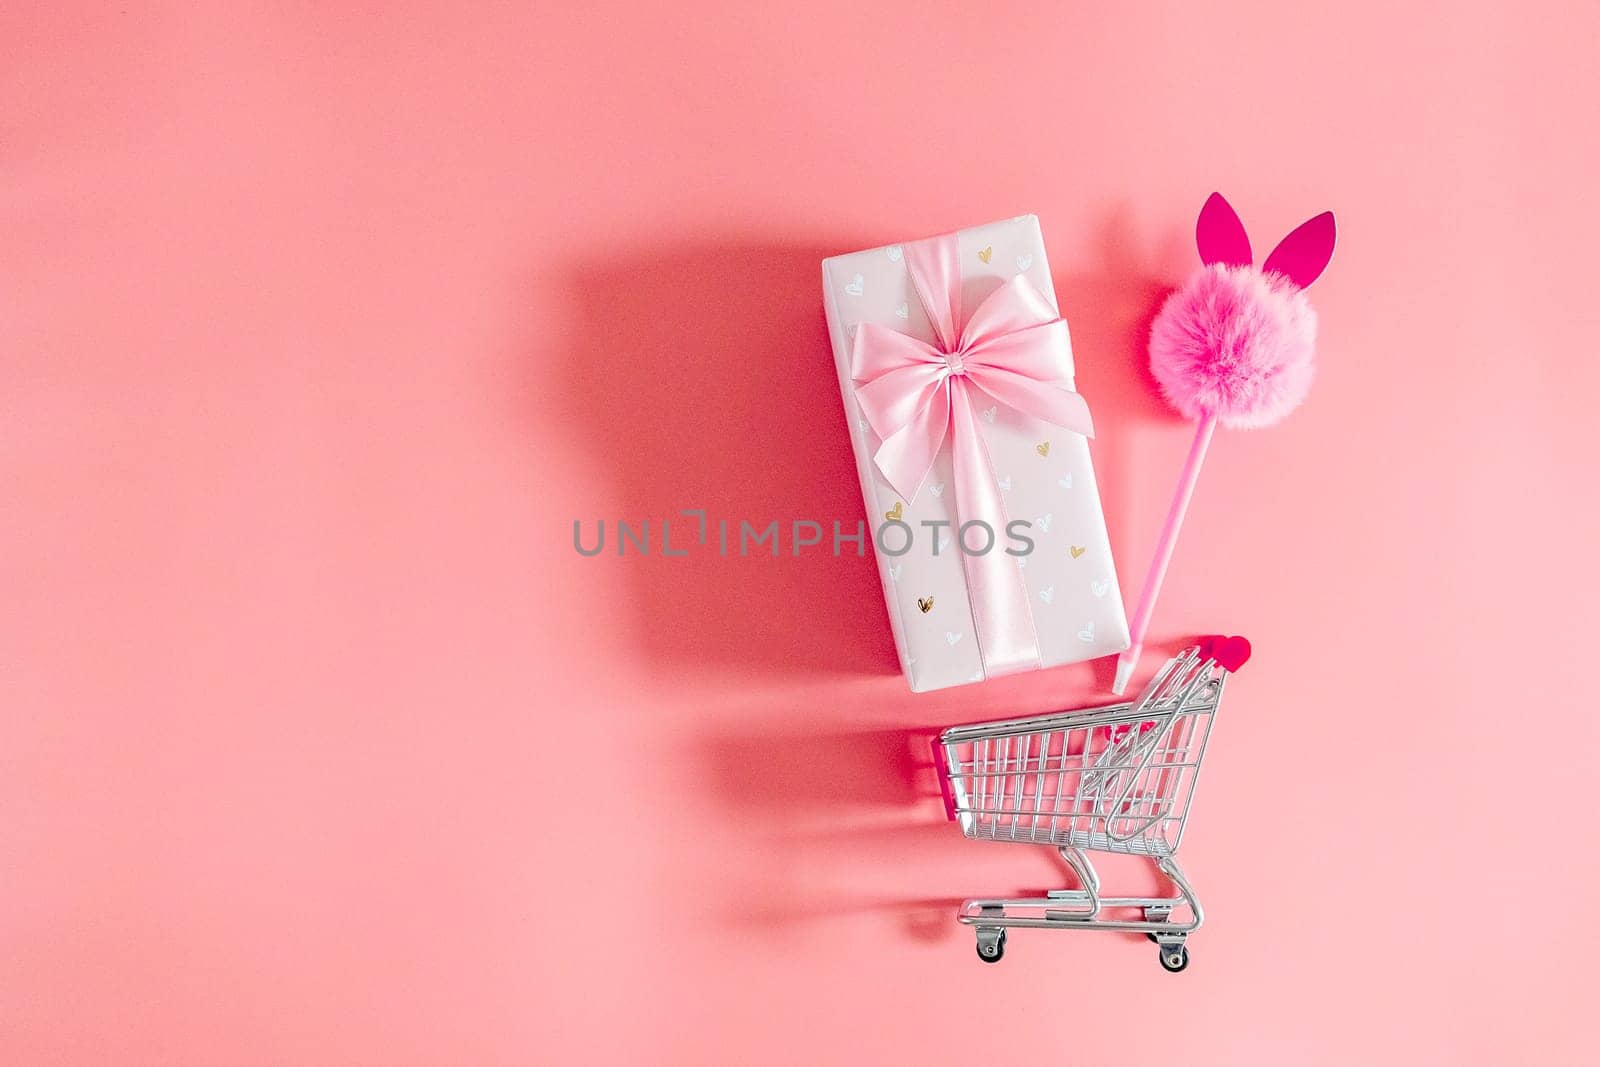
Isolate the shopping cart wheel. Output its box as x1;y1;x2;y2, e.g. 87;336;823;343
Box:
1157;944;1189;973
975;929;1006;964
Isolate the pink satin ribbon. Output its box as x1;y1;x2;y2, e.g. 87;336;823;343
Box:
850;234;1095;677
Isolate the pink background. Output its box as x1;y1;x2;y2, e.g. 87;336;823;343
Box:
4;4;1597;1064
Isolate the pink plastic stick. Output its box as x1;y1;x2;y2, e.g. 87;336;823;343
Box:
1112;415;1218;694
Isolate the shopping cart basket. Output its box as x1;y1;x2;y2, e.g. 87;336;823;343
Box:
936;640;1244;972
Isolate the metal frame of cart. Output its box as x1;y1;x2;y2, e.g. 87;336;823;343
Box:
936;645;1229;972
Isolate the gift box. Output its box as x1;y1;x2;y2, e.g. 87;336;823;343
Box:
821;215;1130;692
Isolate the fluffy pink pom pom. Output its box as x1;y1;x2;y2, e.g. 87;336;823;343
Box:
1148;263;1317;428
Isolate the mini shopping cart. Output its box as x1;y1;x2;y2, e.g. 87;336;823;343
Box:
936;641;1243;972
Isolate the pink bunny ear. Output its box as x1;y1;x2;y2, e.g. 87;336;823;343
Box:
1195;192;1252;268
1262;211;1337;288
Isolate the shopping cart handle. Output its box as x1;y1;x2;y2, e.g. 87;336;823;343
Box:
1196;634;1251;673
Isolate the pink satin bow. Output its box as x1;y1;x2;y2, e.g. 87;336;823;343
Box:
849;233;1094;678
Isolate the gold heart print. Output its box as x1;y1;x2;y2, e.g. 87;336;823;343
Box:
977;246;993;264
1035;441;1050;457
885;501;903;522
917;596;935;614
1070;545;1087;559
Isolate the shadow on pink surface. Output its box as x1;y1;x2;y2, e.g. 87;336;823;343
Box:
728;892;968;945
550;219;1187;687
1053;209;1227;689
693;722;973;942
704;724;931;810
555;240;898;680
692;719;1163;941
1052;208;1184;571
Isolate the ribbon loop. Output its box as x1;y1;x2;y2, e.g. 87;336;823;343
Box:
959;274;1062;353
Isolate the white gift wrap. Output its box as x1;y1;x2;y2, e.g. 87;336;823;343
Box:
821;215;1130;692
